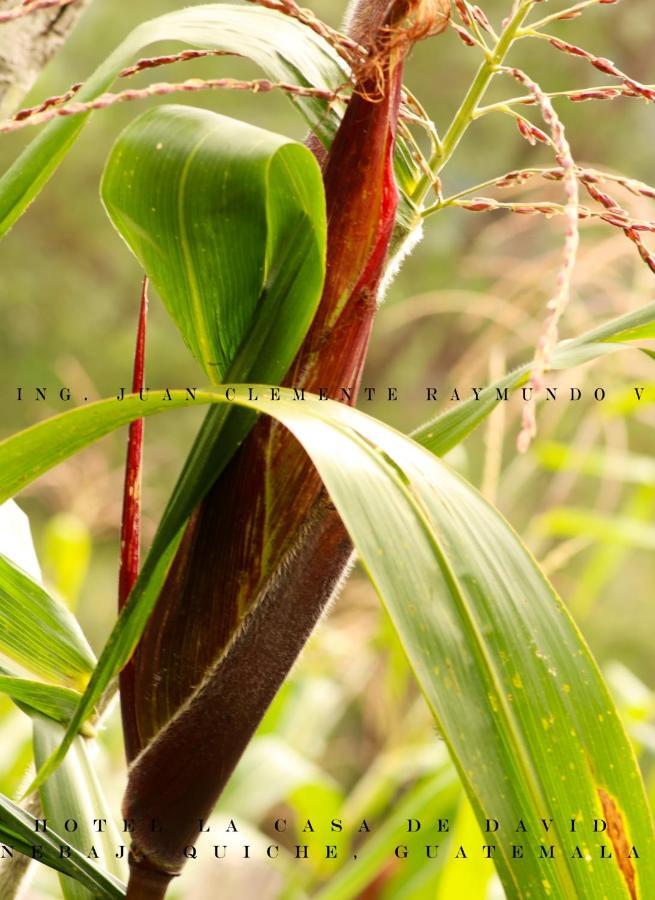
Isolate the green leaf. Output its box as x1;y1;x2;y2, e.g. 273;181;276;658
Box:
33;717;127;899
0;555;95;690
0;3;346;238
101;103;326;556
413;299;655;456
5;387;654;897
0;672;81;726
102;104;326;385
435;797;496;900
0;791;125;898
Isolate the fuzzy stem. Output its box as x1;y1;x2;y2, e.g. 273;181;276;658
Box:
126;502;352;869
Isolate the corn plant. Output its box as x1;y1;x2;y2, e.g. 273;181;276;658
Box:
0;0;654;897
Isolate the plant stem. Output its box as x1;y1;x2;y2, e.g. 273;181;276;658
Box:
527;0;607;32
126;858;173;900
412;0;534;204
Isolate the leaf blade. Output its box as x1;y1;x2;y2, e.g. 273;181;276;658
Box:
0;791;125;898
33;717;127;898
5;385;653;897
0;673;81;726
0;555;95;689
0;3;346;238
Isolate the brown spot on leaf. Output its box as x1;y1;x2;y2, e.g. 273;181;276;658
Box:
597;787;637;900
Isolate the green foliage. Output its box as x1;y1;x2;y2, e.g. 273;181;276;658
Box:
0;3;346;237
0;674;81;726
102;105;326;384
2;0;655;896
0;791;125;897
33;717;127;899
0;555;95;690
3;349;655;894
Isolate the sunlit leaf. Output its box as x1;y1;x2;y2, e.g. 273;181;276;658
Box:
435;797;496;900
0;673;81;726
0;500;41;581
0;555;95;690
314;772;459;900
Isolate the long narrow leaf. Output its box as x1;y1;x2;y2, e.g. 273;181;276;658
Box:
33;717;127;899
413;300;655;456
0;792;125;898
0;555;95;690
0;673;81;727
3;381;654;896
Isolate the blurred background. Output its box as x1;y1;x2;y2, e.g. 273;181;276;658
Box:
1;0;654;896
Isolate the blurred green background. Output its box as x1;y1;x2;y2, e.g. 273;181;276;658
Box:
1;0;654;896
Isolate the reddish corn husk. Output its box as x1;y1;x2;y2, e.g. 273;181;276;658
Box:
122;0;448;891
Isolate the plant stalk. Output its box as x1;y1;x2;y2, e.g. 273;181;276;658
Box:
122;0;448;885
412;0;533;203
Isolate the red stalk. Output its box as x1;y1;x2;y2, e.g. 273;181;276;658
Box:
118;276;148;761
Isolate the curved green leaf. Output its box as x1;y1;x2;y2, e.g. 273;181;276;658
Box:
413;299;655;455
101;103;326;535
0;791;125;898
102;104;326;385
0;3;346;238
0;672;81;726
0;555;95;690
3;383;654;897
